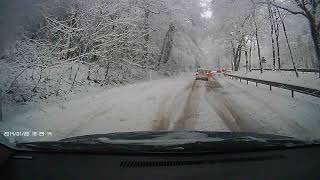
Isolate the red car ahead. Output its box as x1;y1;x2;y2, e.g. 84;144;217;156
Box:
195;68;215;81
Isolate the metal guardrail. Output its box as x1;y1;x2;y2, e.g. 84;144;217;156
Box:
224;73;320;98
250;68;320;73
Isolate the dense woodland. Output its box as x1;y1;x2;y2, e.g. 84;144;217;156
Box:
206;0;319;77
0;0;319;105
0;0;205;104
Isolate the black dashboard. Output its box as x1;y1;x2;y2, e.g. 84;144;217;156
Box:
1;144;320;180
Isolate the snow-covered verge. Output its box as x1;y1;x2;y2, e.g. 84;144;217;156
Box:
0;74;193;142
0;55;150;105
217;75;320;140
229;70;320;90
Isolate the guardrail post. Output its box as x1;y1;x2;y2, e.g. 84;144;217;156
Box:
240;78;241;82
291;90;294;98
256;82;258;87
247;80;248;84
269;85;272;91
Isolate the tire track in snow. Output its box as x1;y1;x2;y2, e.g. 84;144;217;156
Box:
151;96;171;130
204;78;264;133
173;81;202;130
204;79;241;132
152;77;263;133
151;81;194;130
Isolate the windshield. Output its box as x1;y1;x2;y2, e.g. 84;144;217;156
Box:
0;0;320;147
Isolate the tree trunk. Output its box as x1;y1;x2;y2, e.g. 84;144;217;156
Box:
249;36;252;72
236;45;242;70
231;58;234;71
268;5;276;70
275;16;281;71
278;9;299;77
69;66;73;80
245;50;248;73
308;18;320;77
231;41;237;70
158;24;175;68
143;9;150;64
104;60;110;84
71;65;80;90
231;40;243;71
55;74;63;96
302;1;320;77
253;11;263;73
32;68;43;92
87;65;91;80
270;3;281;70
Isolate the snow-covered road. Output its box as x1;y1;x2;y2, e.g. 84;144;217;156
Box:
2;73;320;142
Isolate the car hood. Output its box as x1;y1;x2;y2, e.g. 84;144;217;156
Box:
15;131;318;154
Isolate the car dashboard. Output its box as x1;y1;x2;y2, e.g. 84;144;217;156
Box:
1;144;320;180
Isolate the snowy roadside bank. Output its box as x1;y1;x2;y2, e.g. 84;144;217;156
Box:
229;70;320;90
216;76;320;140
0;74;194;142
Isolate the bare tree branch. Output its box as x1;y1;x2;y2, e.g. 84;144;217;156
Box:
256;0;307;17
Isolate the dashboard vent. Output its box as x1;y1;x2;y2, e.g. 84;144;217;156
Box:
120;155;283;168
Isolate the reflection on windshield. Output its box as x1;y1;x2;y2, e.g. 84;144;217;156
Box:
0;0;319;145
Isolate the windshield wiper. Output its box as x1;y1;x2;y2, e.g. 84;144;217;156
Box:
16;135;315;154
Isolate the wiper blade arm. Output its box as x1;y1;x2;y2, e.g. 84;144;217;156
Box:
16;136;311;154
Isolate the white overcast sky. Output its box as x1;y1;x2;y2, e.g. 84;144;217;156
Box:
200;0;212;18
